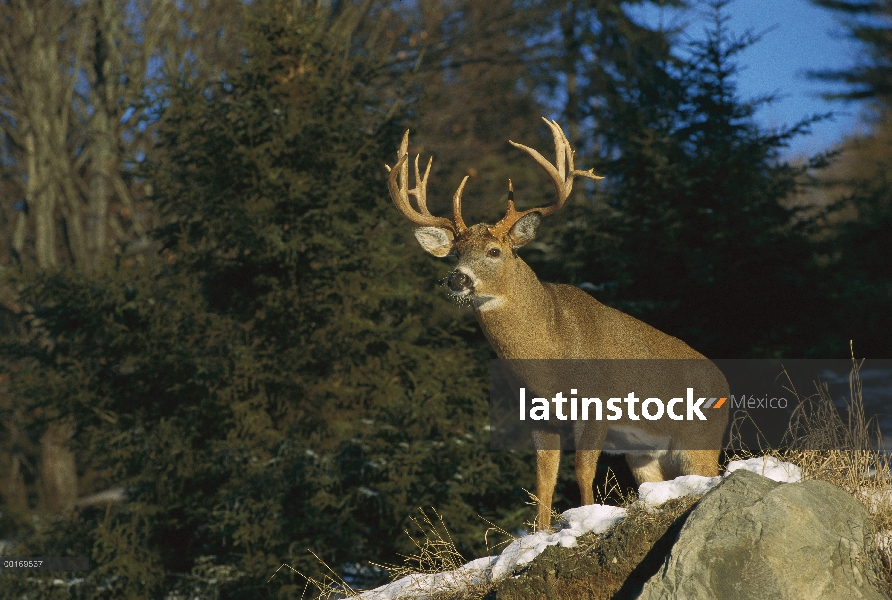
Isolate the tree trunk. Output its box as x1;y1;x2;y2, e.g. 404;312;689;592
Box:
0;0;246;516
39;420;77;511
86;0;115;269
561;2;580;150
24;128;58;270
87;107;113;269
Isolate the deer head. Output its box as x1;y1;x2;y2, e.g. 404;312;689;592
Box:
385;118;603;311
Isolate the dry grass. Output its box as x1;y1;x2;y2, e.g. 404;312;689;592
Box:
266;554;354;600
287;508;511;600
367;508;503;600
383;509;470;582
726;356;892;590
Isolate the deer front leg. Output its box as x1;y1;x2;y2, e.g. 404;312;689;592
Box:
532;429;561;530
535;449;560;530
573;422;606;507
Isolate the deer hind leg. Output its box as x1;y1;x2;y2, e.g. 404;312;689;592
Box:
625;452;666;486
532;429;561;530
575;449;601;506
672;448;721;478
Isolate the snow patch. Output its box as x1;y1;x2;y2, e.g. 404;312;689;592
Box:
724;456;803;483
355;556;497;600
638;474;722;507
877;530;892;555
490;504;627;580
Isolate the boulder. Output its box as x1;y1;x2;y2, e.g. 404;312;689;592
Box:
637;469;888;600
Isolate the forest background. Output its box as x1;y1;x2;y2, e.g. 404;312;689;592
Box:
0;0;889;597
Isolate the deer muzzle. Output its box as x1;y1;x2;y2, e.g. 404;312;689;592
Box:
448;270;473;293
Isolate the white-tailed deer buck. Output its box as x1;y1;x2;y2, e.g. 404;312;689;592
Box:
386;118;729;529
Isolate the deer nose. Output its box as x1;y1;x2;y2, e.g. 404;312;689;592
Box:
448;270;472;292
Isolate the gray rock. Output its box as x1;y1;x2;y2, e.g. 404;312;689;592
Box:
637;469;888;600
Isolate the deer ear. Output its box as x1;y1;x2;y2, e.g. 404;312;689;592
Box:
414;226;455;257
509;212;541;248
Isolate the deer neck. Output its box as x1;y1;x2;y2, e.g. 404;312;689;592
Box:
473;260;558;359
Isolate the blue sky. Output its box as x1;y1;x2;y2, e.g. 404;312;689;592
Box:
631;0;870;158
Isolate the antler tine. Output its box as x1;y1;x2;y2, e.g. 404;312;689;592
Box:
398;129;410;208
508;118;602;218
508;138;562;212
452;176;469;233
385;130;457;232
413;154;434;215
490;119;602;238
412;154;468;235
545;118;568;185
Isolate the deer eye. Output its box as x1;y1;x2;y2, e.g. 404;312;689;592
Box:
487;248;501;258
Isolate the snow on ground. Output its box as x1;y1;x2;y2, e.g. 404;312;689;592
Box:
861;488;892;514
638;474;722;507
877;531;892;555
354;556;498;600
489;504;627;580
636;456;802;510
724;456;803;483
355;456;802;600
859;490;892;557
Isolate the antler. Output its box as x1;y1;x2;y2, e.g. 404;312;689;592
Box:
489;118;603;238
385;130;469;234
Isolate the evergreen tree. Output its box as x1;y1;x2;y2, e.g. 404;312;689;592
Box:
527;2;833;358
0;2;530;597
809;0;892;105
806;0;892;357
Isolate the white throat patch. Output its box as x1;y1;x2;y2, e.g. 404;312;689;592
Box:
473;296;504;311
